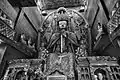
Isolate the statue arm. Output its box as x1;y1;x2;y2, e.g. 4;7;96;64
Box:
47;33;60;48
67;32;79;46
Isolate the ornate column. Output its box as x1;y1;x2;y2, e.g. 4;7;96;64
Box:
37;29;43;58
89;66;96;80
88;25;92;55
36;0;44;59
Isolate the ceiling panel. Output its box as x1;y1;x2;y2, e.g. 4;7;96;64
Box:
8;0;36;7
16;11;37;40
23;7;42;31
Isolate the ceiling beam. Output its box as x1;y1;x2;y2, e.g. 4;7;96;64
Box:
8;0;37;7
99;0;110;20
0;33;35;57
23;12;38;33
14;7;22;30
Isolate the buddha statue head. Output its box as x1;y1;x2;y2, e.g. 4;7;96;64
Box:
55;7;71;30
59;20;67;29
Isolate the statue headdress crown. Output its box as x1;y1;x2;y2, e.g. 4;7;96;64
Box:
55;7;70;21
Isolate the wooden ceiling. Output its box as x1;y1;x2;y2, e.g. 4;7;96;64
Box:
8;0;36;7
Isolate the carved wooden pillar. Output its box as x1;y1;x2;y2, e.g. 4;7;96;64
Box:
88;25;92;55
36;2;44;58
37;13;43;58
37;29;42;58
106;67;112;80
89;66;95;80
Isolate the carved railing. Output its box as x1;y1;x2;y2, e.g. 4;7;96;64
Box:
0;18;15;40
107;7;120;35
0;18;36;57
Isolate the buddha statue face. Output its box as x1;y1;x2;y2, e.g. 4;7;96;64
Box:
59;21;67;29
98;73;103;80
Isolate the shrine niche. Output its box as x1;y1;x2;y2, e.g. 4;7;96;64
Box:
40;7;89;56
47;73;67;80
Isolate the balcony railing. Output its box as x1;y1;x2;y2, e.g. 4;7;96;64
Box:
107;7;120;35
0;18;36;57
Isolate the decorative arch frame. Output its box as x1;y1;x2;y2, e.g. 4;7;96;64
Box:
38;7;90;57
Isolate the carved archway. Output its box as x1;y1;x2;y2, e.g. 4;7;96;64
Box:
14;70;26;80
94;68;109;80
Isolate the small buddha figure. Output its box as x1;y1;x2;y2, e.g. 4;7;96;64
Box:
8;19;14;28
28;38;36;51
31;43;35;50
20;33;27;44
28;38;33;47
96;22;103;40
98;73;103;80
94;75;98;80
0;14;7;21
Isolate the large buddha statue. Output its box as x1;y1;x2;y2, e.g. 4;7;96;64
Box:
40;7;88;56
